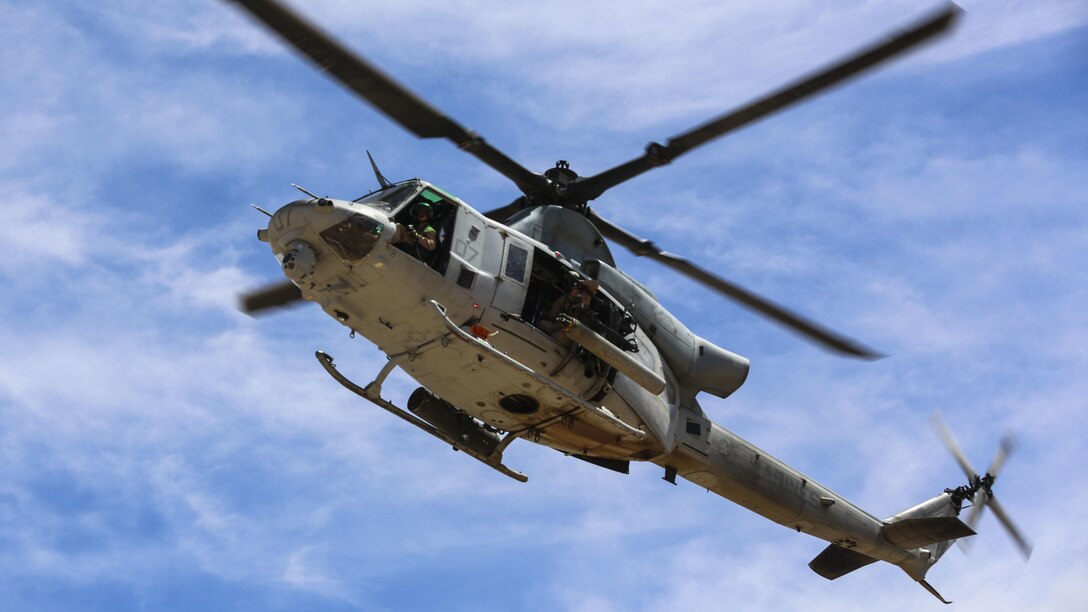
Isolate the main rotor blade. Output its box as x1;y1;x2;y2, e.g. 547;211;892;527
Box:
588;209;882;359
224;0;549;196
239;280;305;315
987;496;1033;560
482;197;528;222
930;411;979;481
573;4;961;202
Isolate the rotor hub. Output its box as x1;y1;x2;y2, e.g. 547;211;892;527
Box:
544;160;579;187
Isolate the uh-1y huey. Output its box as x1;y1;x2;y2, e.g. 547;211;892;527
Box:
227;0;1030;602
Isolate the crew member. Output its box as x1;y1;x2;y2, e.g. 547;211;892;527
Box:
540;272;599;339
549;275;597;321
394;202;438;261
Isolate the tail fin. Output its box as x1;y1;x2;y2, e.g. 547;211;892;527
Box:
809;501;974;595
811;413;1030;603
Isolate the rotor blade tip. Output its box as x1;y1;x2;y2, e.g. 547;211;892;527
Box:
1000;432;1019;454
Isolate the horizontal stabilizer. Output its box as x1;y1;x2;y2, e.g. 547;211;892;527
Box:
882;516;975;550
809;544;879;580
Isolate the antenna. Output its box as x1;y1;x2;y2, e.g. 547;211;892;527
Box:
250;203;273;217
367;150;392;188
291;183;319;199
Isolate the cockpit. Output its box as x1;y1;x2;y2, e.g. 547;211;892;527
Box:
387;184;460;274
343;180;461;274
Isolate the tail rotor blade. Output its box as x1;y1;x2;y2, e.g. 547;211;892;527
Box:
931;413;1032;560
988;496;1033;560
962;433;1017;551
958;496;986;556
985;433;1018;480
931;411;978;481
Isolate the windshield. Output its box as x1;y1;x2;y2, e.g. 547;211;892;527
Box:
353;182;419;213
320;214;384;261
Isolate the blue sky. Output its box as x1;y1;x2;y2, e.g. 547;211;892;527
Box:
2;1;1086;610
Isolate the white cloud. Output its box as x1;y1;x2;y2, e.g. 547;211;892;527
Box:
0;190;94;267
282;543;355;602
946;0;1088;62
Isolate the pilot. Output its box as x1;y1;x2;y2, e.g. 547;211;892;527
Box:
394;202;438;260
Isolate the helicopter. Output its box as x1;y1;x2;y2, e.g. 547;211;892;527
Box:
226;0;1030;602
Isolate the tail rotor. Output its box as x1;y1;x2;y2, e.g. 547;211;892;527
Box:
930;411;1033;560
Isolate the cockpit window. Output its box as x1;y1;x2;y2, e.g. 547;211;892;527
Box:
320;214;384;261
353;183;419;213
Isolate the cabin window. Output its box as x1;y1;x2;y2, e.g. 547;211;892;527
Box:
419;188;445;205
457;265;477;289
504;244;528;283
686;420;702;436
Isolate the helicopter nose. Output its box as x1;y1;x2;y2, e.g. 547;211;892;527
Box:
265;199;389;269
267;199;322;243
266;197;343;245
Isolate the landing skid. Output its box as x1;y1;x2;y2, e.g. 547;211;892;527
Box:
315;351;529;483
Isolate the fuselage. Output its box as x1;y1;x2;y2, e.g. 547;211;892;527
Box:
260;179;947;582
264;180;672;461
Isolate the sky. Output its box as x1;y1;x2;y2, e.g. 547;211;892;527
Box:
1;0;1086;610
